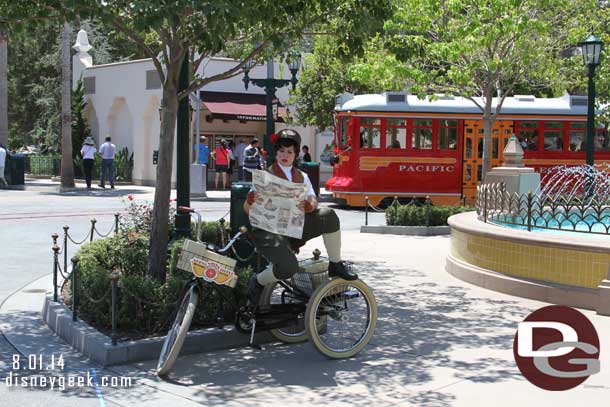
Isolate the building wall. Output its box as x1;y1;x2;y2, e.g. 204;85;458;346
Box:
75;46;322;186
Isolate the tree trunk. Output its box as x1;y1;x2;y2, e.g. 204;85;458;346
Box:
0;27;8;147
60;21;75;189
481;114;493;180
147;87;179;282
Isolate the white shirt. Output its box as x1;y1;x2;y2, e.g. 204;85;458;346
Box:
99;142;116;159
0;147;6;167
277;163;316;197
80;145;97;159
234;142;248;166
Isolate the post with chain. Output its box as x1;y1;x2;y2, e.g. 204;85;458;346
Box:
483;186;488;223
90;219;97;242
114;213;120;235
424;196;432;227
110;271;120;346
365;196;369;226
71;257;79;322
527;191;533;232
63;225;69;280
52;233;59;302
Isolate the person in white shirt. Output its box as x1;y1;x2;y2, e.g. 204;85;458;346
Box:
80;137;97;189
242;129;358;306
98;136;116;189
234;138;248;181
0;143;7;188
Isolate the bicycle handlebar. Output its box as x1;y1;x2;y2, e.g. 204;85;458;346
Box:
180;208;250;254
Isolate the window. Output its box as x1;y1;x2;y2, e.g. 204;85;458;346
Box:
360;118;381;148
438;119;458;150
517;121;539;151
339;117;349;148
412;119;432;149
569;122;585;152
595;128;610;152
465;138;472;159
543;121;563;151
83;77;96;94
385;118;406;149
146;70;162;89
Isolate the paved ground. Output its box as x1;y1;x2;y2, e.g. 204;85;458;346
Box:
1;178;610;406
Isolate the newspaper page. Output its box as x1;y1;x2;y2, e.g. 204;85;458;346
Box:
249;170;308;239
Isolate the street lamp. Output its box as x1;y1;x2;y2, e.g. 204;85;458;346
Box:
242;51;301;164
579;34;603;166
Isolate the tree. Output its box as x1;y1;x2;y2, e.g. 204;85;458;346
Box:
60;20;74;189
349;0;595;177
0;24;7;147
2;0;391;281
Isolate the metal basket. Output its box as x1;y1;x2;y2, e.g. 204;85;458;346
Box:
291;269;329;296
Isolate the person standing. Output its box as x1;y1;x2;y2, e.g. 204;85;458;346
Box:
80;137;97;189
0;143;7;188
243;138;261;182
234;138;248;181
212;139;231;189
301;145;312;162
98;136;116;189
195;136;209;166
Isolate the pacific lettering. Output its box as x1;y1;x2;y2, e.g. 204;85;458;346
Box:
397;164;455;173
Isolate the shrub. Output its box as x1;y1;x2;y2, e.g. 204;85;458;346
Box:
71;220;249;340
386;203;474;226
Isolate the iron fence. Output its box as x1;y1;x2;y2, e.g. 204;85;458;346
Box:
477;183;610;235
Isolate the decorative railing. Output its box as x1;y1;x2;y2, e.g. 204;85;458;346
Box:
477;183;610;235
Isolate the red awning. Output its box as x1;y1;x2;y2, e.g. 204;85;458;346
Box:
201;91;286;122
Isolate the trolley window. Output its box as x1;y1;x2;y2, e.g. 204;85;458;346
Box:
543;121;563;152
438;119;458;150
412;119;433;150
517;121;539;151
360;118;381;149
338;117;349;149
569;122;585;152
595;128;610;152
385;118;407;149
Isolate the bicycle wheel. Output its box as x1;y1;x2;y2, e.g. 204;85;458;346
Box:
157;283;198;376
261;281;309;343
305;279;377;359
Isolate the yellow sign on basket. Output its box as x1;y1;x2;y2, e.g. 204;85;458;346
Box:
190;257;237;288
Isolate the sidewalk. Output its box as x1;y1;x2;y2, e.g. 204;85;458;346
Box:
3;229;610;406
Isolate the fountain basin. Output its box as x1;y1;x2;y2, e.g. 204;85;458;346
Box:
446;211;610;314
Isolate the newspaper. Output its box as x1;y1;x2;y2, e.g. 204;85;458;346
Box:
249;170;308;239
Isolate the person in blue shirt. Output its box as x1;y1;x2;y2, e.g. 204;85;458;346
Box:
195;136;209;165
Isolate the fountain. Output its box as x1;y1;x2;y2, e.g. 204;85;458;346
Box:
446;136;610;315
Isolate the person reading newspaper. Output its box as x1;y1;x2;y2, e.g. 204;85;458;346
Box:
243;129;357;306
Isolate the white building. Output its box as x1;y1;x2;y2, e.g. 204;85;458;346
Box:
72;30;332;187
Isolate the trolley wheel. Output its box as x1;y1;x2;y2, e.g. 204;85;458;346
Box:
261;281;309;343
305;278;377;359
157;283;198;376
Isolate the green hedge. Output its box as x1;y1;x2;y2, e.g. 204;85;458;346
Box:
386;203;474;226
71;221;252;339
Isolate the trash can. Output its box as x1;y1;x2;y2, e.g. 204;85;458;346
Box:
230;181;261;269
7;154;25;185
299;161;320;196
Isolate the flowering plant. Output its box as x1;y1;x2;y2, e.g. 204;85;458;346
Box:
120;195;176;234
270;133;279;144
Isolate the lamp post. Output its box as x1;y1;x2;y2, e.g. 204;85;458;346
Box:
579;34;603;167
242;52;301;165
175;49;191;237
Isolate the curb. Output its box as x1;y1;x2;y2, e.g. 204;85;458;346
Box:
43;294;273;366
360;225;451;236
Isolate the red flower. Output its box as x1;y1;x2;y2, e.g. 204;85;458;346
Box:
128;195;134;201
270;133;279;144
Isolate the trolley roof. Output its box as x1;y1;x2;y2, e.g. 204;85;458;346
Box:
335;92;598;116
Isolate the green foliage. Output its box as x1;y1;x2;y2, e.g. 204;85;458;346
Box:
71;79;91;159
386;203;473;226
113;147;133;181
73;220;251;338
4;18;137;151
